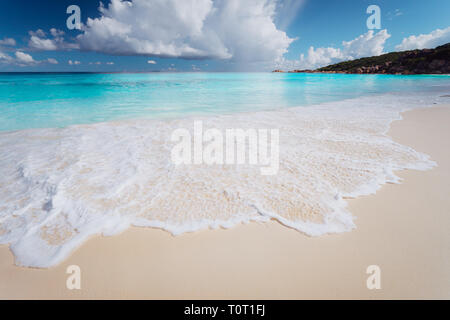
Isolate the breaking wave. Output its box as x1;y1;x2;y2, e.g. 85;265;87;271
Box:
0;92;444;267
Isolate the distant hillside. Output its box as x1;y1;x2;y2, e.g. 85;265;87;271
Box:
282;43;450;75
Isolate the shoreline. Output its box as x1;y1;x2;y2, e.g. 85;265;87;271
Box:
0;104;449;299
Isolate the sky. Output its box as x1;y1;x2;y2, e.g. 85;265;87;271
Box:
0;0;449;72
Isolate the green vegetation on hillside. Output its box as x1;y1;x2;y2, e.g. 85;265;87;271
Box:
315;43;450;74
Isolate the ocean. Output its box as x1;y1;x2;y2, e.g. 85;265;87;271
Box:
0;72;449;131
0;72;449;267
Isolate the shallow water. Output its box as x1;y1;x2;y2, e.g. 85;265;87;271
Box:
0;72;449;131
0;73;449;267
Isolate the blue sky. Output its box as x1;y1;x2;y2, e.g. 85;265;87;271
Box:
0;0;449;72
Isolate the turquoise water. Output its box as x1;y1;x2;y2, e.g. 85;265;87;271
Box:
0;72;449;132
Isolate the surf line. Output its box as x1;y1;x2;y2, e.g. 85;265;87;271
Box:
171;120;280;175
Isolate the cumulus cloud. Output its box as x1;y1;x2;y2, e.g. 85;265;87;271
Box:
47;58;58;64
341;29;390;58
395;27;450;51
29;35;59;50
0;37;16;46
299;47;345;68
28;28;79;51
68;60;81;65
0;51;14;63
15;51;36;64
77;0;293;62
29;29;46;38
279;30;391;70
147;60;156;64
50;28;65;37
0;49;59;66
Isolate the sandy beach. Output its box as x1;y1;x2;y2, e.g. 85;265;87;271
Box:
0;104;449;300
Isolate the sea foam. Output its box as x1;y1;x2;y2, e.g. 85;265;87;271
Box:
0;92;443;267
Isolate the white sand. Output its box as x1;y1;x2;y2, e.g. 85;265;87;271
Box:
0;104;449;299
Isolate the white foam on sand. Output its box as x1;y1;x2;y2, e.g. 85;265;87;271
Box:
0;92;444;267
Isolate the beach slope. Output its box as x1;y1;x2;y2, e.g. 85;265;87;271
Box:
0;104;449;299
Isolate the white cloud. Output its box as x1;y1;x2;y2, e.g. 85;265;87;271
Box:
77;0;293;62
15;51;35;64
279;30;391;70
299;47;345;68
0;51;14;63
341;29;390;58
387;9;403;20
28;28;79;51
0;38;16;46
147;60;156;64
29;29;46;38
47;58;58;64
0;50;59;66
50;28;65;37
106;62;114;65
395;27;450;51
29;35;59;50
68;60;81;65
394;9;403;17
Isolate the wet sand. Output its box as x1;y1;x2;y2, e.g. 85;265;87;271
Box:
1;104;449;299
